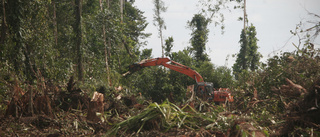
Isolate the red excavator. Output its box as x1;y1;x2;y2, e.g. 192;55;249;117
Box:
122;57;234;104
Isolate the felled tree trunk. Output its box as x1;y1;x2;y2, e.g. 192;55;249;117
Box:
87;92;104;122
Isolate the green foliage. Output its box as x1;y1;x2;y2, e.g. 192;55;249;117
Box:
107;100;230;135
140;49;153;59
230;43;320;136
129;48;234;103
170;50;195;99
247;25;260;71
1;0;149;94
128;50;196;103
212;66;234;88
129;67;173;103
171;49;193;66
1;1;319;136
259;46;320;99
164;36;174;58
1;0;234;107
195;61;214;82
123;2;151;47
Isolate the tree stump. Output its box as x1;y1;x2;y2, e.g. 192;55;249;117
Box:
87;92;104;122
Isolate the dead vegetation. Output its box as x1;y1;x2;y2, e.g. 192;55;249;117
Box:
271;77;320;136
0;75;263;136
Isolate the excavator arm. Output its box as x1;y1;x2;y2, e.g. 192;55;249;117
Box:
123;58;204;83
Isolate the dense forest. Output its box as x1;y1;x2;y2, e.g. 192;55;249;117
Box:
0;0;319;136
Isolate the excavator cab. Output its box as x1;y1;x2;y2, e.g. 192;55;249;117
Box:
194;82;234;104
194;82;214;102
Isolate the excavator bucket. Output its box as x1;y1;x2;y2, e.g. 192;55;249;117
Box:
122;63;144;77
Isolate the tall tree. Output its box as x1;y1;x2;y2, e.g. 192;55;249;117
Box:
7;0;24;73
152;0;167;57
188;14;210;63
99;0;111;86
74;0;83;81
233;24;260;75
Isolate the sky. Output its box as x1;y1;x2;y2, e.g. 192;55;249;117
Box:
133;0;320;68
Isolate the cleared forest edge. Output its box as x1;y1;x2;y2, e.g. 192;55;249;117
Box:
1;58;320;136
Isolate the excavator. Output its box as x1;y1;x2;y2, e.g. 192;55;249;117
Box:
122;57;234;104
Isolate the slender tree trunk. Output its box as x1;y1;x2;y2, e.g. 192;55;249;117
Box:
100;0;111;86
120;0;123;23
0;0;6;61
106;0;111;59
52;0;58;46
1;0;6;45
74;0;83;81
243;0;246;30
160;29;164;57
242;0;247;70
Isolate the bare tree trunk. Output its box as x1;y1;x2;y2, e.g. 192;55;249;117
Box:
120;0;123;22
74;0;83;81
243;0;246;30
242;0;247;70
160;30;164;57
